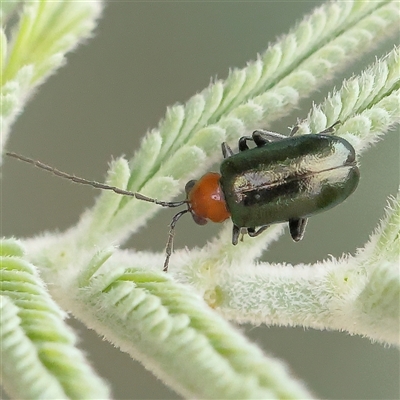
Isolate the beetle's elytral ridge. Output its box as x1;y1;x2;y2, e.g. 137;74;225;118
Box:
238;162;358;194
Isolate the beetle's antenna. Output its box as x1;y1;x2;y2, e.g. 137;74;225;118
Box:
134;192;186;208
6;152;187;208
163;209;189;272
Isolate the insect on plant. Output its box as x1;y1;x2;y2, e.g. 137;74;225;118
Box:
6;122;360;272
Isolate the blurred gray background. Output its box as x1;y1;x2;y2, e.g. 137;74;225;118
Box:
2;2;399;399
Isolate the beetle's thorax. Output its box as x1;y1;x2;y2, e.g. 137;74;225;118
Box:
186;172;230;225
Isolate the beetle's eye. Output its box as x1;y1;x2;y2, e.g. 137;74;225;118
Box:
185;180;197;194
190;212;208;226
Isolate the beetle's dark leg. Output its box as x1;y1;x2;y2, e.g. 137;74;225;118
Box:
289;218;308;242
252;130;286;146
232;225;241;245
289;124;300;137
291;120;341;137
238;136;253;152
247;225;270;237
221;142;234;158
318;120;341;135
239;130;287;151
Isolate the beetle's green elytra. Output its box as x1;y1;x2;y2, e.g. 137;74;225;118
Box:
6;121;360;270
219;124;359;244
220;134;359;234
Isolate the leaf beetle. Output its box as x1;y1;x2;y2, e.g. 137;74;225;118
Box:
6;122;360;271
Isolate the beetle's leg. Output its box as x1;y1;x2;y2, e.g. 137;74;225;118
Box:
291;120;342;137
318;120;341;135
289;124;300;137
289;218;308;242
239;130;287;150
221;142;234;159
247;225;270;237
238;136;253;152
232;225;241;245
252;130;287;146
